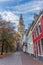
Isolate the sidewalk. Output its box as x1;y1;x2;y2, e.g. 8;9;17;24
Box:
20;52;43;65
0;51;43;65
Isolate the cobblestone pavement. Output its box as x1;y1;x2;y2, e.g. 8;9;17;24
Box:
0;51;43;65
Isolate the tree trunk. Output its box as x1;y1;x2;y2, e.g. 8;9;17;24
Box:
1;43;4;55
5;43;8;53
6;46;8;53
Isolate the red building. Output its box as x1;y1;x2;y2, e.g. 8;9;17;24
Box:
32;11;43;57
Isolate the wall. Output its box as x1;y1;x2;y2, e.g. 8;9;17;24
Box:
32;14;43;56
26;30;34;54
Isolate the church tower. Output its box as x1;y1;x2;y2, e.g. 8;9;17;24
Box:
18;14;25;49
18;14;25;37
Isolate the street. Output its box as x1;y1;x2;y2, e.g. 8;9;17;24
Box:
0;51;43;65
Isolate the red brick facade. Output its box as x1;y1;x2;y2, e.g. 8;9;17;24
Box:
32;14;43;56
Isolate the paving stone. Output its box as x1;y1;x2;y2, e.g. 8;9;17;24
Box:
0;51;43;65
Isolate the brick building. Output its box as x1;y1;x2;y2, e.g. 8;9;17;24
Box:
32;11;43;57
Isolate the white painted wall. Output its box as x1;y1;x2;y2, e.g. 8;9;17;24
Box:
26;30;34;54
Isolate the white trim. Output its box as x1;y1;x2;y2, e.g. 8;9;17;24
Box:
32;14;42;31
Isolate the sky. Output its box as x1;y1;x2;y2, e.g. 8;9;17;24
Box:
0;0;43;31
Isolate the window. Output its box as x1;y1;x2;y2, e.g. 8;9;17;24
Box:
34;26;39;38
39;25;42;33
36;27;39;36
34;29;36;38
38;21;42;33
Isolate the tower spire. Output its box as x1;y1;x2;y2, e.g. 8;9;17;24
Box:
19;14;24;25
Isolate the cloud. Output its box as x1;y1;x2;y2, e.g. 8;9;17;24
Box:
7;0;43;14
0;11;20;31
0;0;43;30
0;11;19;26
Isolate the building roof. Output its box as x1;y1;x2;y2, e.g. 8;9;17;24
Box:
26;10;43;36
31;10;43;30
